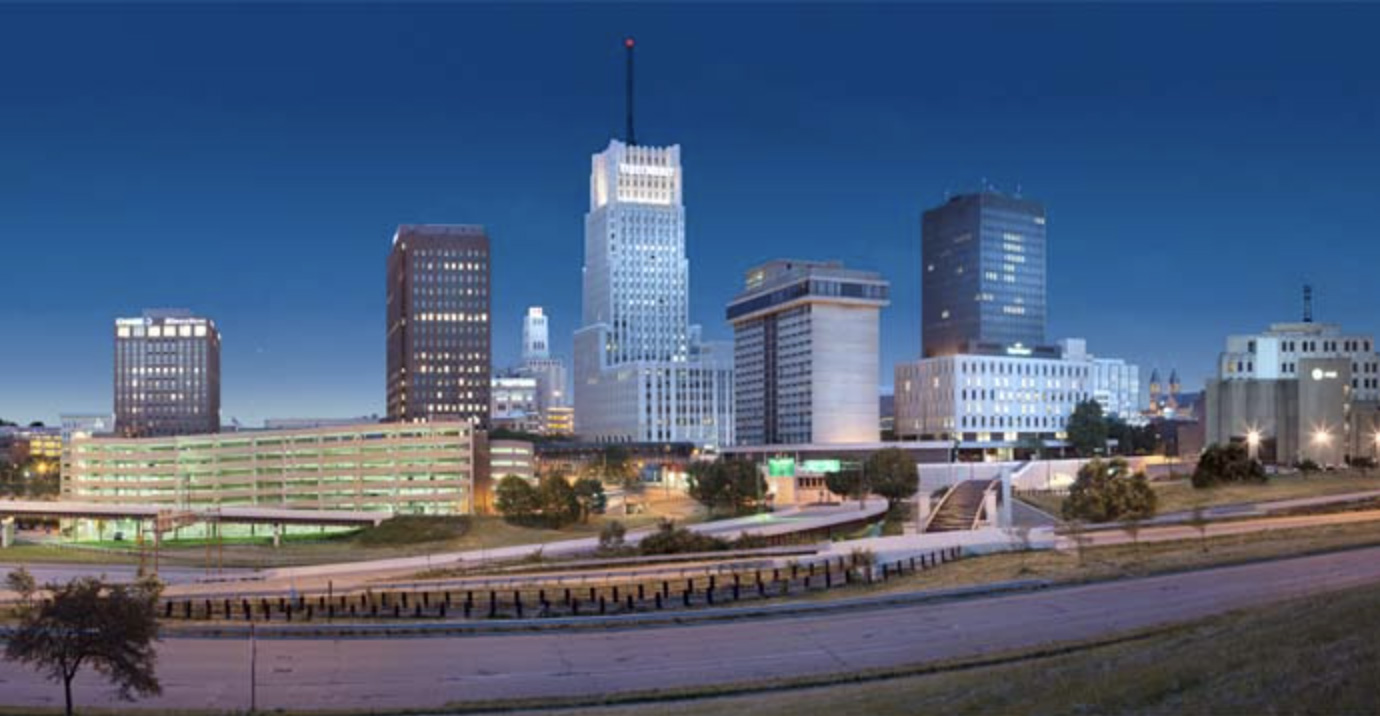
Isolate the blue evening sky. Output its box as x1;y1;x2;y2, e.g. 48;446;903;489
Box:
3;3;1379;425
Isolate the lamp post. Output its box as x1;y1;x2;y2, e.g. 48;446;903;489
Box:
1246;429;1261;462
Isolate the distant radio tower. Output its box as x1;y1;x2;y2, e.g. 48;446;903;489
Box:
1303;284;1314;323
625;37;636;146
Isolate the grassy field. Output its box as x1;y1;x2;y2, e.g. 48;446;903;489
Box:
511;580;1380;716
1021;467;1380;518
1;492;707;569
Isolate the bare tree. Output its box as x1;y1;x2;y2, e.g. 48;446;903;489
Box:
4;575;163;716
1123;517;1144;565
1189;503;1212;553
1065;519;1091;567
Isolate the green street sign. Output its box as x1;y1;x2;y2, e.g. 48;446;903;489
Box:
767;457;796;477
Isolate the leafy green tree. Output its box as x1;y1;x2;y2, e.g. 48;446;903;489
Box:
536;473;581;527
1061;457;1157;523
866;448;919;511
1192;443;1266;489
1107;417;1160;456
572;477;607;522
1066;399;1109;457
688;460;767;515
4;576;163;716
494;475;540;523
825;468;869;509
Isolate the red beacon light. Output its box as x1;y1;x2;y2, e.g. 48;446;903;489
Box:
625;37;635;48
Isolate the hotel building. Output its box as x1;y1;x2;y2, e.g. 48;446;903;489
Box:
113;309;220;437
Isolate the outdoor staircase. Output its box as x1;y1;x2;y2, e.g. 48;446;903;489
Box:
926;479;998;532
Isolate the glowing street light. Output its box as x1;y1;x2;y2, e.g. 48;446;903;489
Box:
1246;429;1261;461
1313;428;1332;446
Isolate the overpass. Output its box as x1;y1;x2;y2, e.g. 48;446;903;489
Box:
0;500;388;528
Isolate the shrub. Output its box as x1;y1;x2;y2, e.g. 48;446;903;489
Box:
597;520;629;554
638;519;729;555
1193;443;1267;488
1061;458;1157;523
1296;458;1322;474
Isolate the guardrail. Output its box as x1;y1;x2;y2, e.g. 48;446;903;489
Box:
148;546;968;623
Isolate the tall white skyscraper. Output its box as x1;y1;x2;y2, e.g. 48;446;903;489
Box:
574;139;732;448
522;306;550;361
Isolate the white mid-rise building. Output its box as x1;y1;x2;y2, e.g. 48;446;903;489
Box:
895;338;1140;446
728;260;889;445
573;139;733;448
1219;322;1380;400
1059;339;1143;424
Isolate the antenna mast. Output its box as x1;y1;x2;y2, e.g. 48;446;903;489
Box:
624;37;636;146
1303;284;1313;323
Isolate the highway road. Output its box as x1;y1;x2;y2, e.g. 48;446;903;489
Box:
1063;506;1380;548
5;544;1380;712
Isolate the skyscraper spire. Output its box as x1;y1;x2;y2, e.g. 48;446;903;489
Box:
624;37;636;146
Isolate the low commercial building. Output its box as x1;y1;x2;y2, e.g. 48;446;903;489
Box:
491;376;543;434
544;406;575;436
1207;357;1380;466
62;421;478;539
721;441;951;506
1206;318;1380;466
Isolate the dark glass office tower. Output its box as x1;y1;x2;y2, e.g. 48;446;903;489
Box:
386;225;492;426
921;192;1048;358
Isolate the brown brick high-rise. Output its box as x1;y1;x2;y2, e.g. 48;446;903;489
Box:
386;225;492;426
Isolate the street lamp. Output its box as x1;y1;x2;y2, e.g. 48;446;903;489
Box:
1312;427;1332;468
1246;429;1261;462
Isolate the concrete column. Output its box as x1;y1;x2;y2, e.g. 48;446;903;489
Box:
916;494;932;533
984;490;999;528
1;517;14;549
273;522;282;549
1000;471;1014;527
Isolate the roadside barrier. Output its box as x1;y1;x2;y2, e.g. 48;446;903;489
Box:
153;546;965;622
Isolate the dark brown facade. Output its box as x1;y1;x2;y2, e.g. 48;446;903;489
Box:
387;225;492;427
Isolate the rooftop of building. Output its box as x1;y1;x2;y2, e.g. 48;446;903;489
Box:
739;259;886;293
926;189;1046;216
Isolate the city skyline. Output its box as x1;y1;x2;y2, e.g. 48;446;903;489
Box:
5;4;1380;424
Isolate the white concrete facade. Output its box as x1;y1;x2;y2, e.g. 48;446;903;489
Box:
522;307;550;361
894;353;1091;443
574;139;733;448
728;260;889;445
1219;322;1380;401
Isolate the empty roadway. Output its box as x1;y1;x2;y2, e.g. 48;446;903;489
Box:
4;544;1380;713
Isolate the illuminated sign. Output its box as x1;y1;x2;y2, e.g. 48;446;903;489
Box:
767;458;796;477
619;164;675;177
1006;343;1033;356
1311;368;1339;381
801;459;842;474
